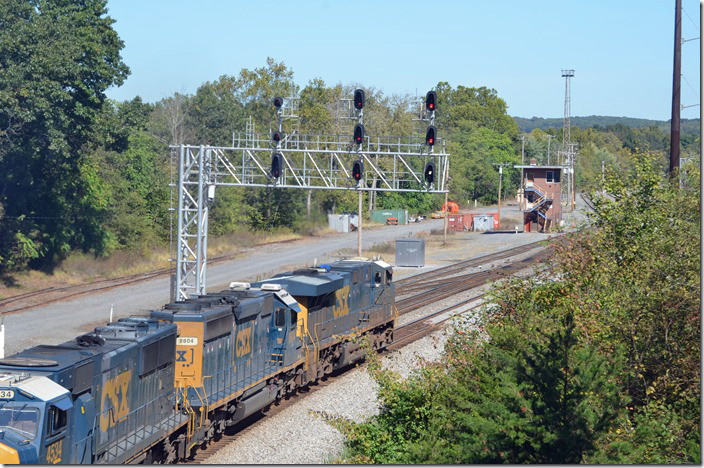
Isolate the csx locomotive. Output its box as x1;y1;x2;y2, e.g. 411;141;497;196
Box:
0;259;395;464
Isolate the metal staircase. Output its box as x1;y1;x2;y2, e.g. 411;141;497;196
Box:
524;185;552;229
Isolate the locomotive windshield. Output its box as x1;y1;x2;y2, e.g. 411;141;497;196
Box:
0;403;41;440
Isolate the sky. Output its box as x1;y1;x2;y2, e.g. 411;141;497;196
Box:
104;0;701;121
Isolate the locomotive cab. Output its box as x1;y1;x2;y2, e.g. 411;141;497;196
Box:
0;372;74;464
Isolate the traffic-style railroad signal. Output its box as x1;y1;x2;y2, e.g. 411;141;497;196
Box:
425;125;437;146
271;153;283;179
352;160;364;181
354;89;365;110
424;161;436;184
273;96;284;108
354;123;365;145
425;91;437;112
272;131;284;143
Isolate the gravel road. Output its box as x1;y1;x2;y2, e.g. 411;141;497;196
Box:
3;220;445;356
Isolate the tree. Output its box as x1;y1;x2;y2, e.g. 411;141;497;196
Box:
0;0;129;271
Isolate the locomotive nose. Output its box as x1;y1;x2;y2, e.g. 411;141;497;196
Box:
0;442;20;464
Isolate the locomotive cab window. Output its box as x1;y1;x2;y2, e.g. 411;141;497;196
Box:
386;270;392;286
374;271;382;286
290;310;298;326
48;405;67;435
275;308;286;328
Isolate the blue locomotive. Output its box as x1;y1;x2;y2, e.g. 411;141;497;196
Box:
0;258;395;463
0;317;183;464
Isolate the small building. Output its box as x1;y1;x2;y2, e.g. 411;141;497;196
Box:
514;164;564;232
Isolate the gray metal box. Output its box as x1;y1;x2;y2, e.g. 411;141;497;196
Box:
395;238;425;267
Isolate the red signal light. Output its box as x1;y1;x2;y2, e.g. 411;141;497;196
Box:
425;91;437;112
354;89;365;110
352;160;364;181
426;125;437;147
353;124;365;145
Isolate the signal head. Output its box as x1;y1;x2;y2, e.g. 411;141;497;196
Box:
271;153;283;179
423;161;436;185
425;125;437;146
425;91;437;112
352;160;364;182
353;123;365;145
272;131;284;143
273;96;284;108
353;89;365;110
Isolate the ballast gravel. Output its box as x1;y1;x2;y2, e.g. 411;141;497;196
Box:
203;259;546;465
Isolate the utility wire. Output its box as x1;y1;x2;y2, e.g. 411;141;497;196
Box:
681;6;699;30
681;73;700;100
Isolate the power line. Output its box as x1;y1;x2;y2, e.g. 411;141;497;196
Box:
681;73;700;100
681;6;699;30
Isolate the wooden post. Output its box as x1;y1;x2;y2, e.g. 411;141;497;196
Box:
443;190;448;243
497;166;503;225
357;190;362;257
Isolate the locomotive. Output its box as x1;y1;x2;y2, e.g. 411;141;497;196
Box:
0;258;395;464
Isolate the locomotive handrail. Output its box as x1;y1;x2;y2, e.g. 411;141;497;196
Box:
88;392;182;463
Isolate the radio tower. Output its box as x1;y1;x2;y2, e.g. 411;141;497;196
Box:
562;69;575;147
561;69;575;211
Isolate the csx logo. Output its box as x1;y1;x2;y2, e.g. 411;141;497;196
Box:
236;327;252;357
46;439;62;464
100;370;131;431
333;285;351;318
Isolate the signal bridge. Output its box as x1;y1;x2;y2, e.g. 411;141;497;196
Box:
171;90;448;301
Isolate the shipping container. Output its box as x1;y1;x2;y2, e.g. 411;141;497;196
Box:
472;214;494;231
327;213;359;232
371;209;409;225
448;214;472;231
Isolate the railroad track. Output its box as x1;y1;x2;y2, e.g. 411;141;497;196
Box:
396;248;552;314
581;193;595;211
387;293;486;351
179;244;553;464
395;239;547;291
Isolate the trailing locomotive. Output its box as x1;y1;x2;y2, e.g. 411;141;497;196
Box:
0;258;395;464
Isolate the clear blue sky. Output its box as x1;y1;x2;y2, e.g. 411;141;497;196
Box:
104;0;701;120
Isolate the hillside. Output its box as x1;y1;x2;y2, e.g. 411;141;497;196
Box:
514;115;701;133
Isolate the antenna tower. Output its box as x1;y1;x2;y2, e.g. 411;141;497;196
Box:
561;69;575;147
561;69;576;211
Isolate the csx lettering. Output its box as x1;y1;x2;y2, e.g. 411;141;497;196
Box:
333;286;351;318
100;370;132;432
46;439;62;464
236;328;252;357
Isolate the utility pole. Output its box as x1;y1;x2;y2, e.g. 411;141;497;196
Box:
547;134;553;165
497;166;503;223
601;160;605;193
520;135;526;210
358;191;363;256
670;0;682;176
